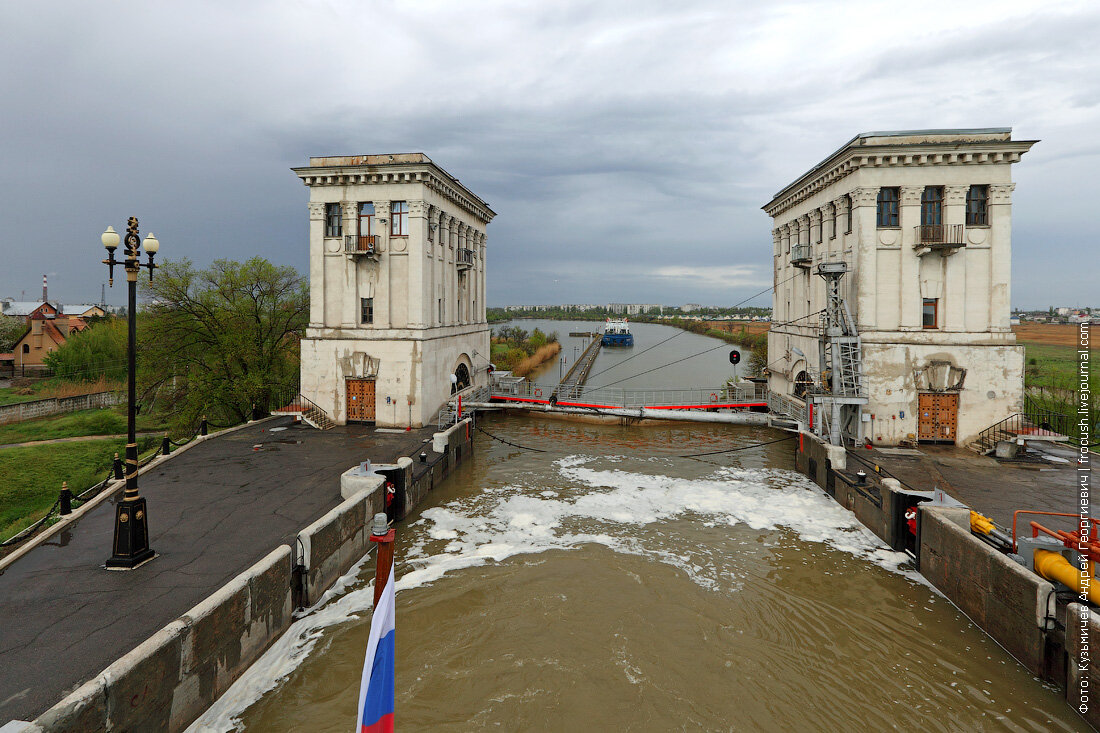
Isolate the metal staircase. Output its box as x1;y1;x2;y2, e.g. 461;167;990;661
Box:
812;262;867;445
272;393;336;430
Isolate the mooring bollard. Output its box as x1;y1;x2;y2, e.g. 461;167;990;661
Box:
200;416;208;436
856;469;867;485
59;481;72;516
419;452;427;463
369;512;396;607
162;434;171;455
113;452;124;480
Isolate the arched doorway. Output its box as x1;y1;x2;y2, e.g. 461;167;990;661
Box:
793;370;812;399
451;362;471;394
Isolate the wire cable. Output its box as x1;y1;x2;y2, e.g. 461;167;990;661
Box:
475;423;793;458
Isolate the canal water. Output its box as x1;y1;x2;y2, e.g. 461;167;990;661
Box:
189;322;1086;732
497;318;749;390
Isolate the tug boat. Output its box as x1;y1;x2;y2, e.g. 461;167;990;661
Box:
601;318;634;347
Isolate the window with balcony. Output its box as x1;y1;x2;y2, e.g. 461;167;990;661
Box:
877;188;899;227
922;298;938;329
921;187;943;226
966;185;989;226
358;202;374;236
325;203;342;237
391;201;408;236
360;297;374;324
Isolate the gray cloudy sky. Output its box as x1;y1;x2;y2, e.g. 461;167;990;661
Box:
1;0;1097;309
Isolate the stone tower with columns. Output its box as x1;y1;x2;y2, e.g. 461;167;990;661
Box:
292;154;494;427
763;129;1038;446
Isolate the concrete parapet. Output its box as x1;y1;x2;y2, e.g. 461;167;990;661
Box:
340;464;386;501
296;484;384;606
433;417;471;453
919;505;1055;674
1066;603;1100;729
30;546;294;733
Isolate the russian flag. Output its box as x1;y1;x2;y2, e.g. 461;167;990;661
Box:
355;563;395;733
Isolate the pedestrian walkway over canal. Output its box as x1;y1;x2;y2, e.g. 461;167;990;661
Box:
0;417;435;724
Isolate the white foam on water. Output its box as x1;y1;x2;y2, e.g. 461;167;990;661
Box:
188;456;911;731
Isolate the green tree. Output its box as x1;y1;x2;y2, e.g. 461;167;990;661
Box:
42;318;126;381
139;257;308;429
0;316;26;353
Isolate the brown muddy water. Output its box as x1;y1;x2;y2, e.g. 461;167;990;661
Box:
189;416;1086;732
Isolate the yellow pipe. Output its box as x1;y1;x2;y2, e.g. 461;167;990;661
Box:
1034;549;1100;604
970;511;995;536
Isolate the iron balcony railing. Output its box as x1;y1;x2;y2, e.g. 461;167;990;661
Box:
914;224;965;249
456;248;475;269
345;234;379;255
791;243;812;267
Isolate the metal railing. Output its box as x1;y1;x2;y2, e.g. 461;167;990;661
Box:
791;243;812;265
345;235;378;255
491;382;769;409
456;248;475;268
767;391;808;425
973;397;1076;454
914;224;965;248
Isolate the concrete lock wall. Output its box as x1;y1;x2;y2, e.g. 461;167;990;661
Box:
31;546;294;733
1066;603;1100;729
918;505;1055;676
297;478;385;607
0;391;121;425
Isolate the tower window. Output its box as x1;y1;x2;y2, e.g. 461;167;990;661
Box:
876;188;899;227
358;202;374;236
922;298;938;329
360;297;374;324
966;185;988;226
921;186;943;226
391;201;408;236
325;203;342;237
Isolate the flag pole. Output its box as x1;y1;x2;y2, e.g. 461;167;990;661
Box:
369;512;395;606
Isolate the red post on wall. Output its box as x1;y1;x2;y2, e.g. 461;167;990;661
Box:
369;512;396;607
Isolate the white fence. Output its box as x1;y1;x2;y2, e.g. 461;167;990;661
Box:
0;391;121;425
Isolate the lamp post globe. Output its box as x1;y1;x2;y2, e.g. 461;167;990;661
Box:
102;226;120;251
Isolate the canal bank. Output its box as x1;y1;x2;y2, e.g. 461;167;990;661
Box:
4;416;476;733
794;433;1098;730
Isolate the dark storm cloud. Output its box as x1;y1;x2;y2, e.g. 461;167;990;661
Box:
0;0;1097;309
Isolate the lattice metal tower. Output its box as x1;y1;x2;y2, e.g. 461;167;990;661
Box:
813;262;867;445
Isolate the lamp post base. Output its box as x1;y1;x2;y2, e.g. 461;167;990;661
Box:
105;496;155;570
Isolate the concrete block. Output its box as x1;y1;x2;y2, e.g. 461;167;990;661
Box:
102;619;187;732
247;545;294;642
433;418;470;453
31;675;106;733
339;464;385;501
1066;603;1100;727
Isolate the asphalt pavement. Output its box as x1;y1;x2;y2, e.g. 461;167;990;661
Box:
0;417;435;723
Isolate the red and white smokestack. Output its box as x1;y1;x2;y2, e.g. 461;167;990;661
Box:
42;274;47;302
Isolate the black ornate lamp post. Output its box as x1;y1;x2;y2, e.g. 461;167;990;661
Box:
102;217;159;570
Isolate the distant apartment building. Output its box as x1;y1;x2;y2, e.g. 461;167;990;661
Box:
293;153;494;427
763;128;1037;445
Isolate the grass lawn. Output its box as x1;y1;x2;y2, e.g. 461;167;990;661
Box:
0;386;47;406
0;407;170;446
0;436;159;542
1022;342;1096;394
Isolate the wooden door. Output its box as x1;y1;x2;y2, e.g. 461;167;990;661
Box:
918;392;958;443
346;378;376;422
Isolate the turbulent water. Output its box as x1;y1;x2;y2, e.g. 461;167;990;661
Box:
190;417;1086;732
